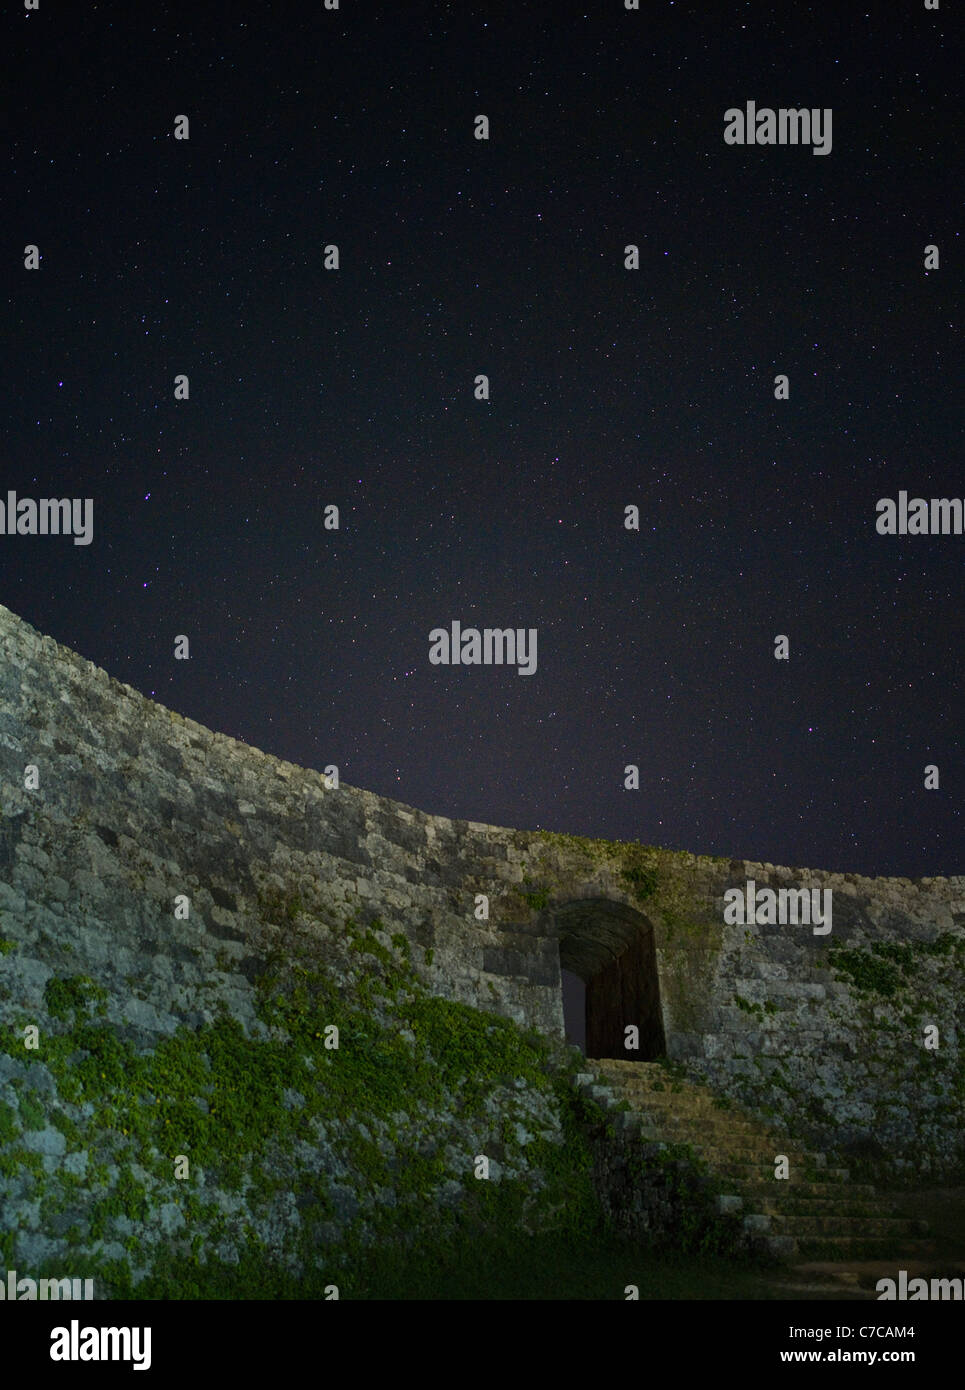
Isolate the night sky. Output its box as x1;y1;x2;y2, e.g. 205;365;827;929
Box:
3;1;961;878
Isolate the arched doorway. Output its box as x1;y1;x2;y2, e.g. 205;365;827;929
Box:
555;898;665;1061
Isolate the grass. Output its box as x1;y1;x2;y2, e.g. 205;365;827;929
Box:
347;1232;791;1299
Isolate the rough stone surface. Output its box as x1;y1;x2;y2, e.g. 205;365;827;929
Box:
0;601;963;1290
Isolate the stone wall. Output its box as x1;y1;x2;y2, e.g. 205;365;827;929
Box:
1;598;963;1196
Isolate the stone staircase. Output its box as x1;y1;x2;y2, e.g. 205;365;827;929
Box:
577;1058;932;1260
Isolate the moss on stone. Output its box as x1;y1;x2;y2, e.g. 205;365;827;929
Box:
0;909;615;1297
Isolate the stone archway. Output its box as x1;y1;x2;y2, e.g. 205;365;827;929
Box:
555;898;666;1061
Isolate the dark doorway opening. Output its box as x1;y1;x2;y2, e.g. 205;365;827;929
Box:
561;969;586;1053
557;898;666;1061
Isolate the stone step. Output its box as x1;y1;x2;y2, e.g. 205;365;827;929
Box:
745;1229;936;1261
711;1160;852;1182
665;1145;820;1168
615;1095;782;1120
590;1066;697;1085
620;1098;791;1124
601;1074;714;1092
620;1100;806;1145
613;1092;731;1114
628;1143;852;1191
794;1237;939;1259
653;1133;816;1162
631;1127;817;1160
738;1180;878;1199
590;1060;671;1073
580;1061;920;1257
601;1077;712;1094
608;1101;808;1143
589;1104;857;1195
614;1091;793;1120
596;1080;791;1124
768;1215;922;1238
751;1195;887;1217
592;1062;688;1080
608;1096;811;1143
594;1071;739;1100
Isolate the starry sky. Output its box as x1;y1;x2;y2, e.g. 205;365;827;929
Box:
2;1;961;878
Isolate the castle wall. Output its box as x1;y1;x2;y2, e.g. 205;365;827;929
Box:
1;601;963;1179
